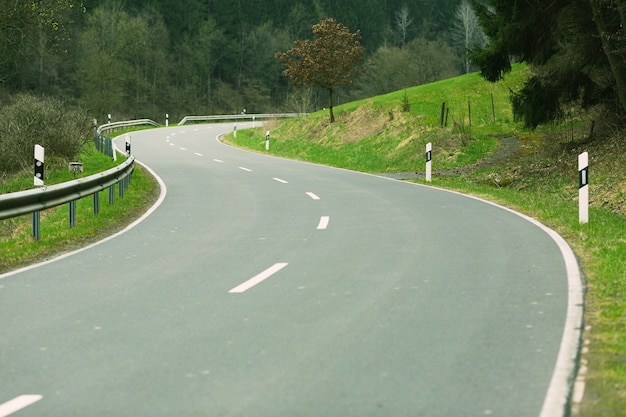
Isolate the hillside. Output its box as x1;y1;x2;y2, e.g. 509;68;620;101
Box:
226;65;626;417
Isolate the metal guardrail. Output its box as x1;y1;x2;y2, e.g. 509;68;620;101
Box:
0;120;140;239
95;119;160;159
0;156;135;221
97;119;160;135
178;113;302;125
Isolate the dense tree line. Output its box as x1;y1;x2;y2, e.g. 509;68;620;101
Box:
471;0;626;129
0;0;474;124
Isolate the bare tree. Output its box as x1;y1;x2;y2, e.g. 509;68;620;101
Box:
394;5;414;48
454;0;487;73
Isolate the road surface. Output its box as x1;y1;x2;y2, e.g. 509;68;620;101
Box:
0;123;581;416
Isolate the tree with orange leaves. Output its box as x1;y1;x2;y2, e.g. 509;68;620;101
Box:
276;18;366;123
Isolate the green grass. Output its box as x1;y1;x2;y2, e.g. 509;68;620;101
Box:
0;136;159;274
228;64;529;173
226;64;626;416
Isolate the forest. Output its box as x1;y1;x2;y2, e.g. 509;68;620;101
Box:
0;0;478;123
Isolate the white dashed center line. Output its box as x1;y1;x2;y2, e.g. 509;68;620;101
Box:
273;178;288;184
239;167;252;172
229;263;288;293
306;192;320;200
213;159;224;163
317;216;330;230
0;395;43;417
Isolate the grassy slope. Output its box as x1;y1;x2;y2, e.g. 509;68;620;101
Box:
226;64;625;416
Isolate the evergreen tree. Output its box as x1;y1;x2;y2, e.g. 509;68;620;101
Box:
470;0;626;128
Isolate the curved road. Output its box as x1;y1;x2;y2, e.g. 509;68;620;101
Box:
0;123;581;416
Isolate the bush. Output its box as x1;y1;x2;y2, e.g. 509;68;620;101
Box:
0;94;91;177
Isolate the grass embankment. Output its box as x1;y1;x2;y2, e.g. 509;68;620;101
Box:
0;135;159;274
226;64;626;416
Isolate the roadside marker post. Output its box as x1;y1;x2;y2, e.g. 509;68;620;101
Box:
125;134;131;156
234;125;237;138
34;144;44;187
265;130;270;151
579;152;589;224
425;142;432;182
166;113;169;127
33;144;45;240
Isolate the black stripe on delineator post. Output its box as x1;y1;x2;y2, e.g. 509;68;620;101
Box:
579;167;588;189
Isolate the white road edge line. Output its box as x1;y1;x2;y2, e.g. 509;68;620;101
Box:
306;192;320;200
400;180;584;417
229;263;288;293
273;177;288;184
239;167;252;172
1;147;168;280
317;216;330;230
0;395;43;417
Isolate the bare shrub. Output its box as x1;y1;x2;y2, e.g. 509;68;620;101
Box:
0;94;91;175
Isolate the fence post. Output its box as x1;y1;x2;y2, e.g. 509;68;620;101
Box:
579;152;589;224
439;102;446;127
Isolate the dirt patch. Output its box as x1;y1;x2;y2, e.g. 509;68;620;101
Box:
337;102;389;143
378;136;520;180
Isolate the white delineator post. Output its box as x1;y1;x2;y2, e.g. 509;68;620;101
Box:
579;152;589;224
34;144;44;186
425;142;432;182
125;134;131;156
265;130;270;151
166;114;169;127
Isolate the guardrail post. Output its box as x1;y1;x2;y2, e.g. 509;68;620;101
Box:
109;185;115;205
94;192;100;215
69;200;77;227
119;181;124;198
32;211;40;240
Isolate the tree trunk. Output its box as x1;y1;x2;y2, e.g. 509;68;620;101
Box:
591;0;626;115
328;87;335;123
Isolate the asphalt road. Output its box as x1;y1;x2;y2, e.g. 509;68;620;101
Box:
0;123;581;416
